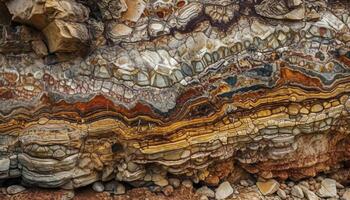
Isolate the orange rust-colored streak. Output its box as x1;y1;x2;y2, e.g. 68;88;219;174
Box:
278;66;323;88
211;84;231;97
71;95;115;114
338;56;350;67
49;95;160;120
177;0;186;8
231;89;268;105
0;89;13;99
176;87;204;105
3;72;18;84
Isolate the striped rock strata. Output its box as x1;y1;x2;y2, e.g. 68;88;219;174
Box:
0;0;350;189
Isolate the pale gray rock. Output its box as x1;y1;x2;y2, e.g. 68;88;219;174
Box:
215;181;233;200
115;183;126;194
7;185;26;194
300;185;319;200
181;180;193;188
299;181;309;188
92;181;104;192
291;185;304;198
0;158;10;171
277;188;287;199
196;186;215;198
336;181;345;189
305;190;319;200
317;178;337;198
200;195;209;200
240;180;249;187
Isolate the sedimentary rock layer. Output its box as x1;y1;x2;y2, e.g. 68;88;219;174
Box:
0;0;350;190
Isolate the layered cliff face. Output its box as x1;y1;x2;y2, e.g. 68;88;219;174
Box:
0;0;350;192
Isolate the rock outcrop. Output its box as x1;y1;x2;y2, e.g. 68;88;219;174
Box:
0;0;350;196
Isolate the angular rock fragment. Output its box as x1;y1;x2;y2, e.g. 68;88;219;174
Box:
43;20;89;53
4;0;90;54
317;178;337;198
215;181;233;200
256;179;279;195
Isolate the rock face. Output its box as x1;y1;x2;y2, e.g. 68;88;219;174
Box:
4;0;90;55
0;0;350;194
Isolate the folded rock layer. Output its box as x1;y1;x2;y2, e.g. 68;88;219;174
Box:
0;0;350;190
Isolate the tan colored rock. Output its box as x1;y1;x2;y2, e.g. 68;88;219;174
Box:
44;0;89;22
343;189;350;200
122;0;146;22
255;0;305;20
5;0;48;29
42;19;89;53
311;104;323;113
288;104;302;115
108;23;133;40
5;0;90;54
256;179;279;195
31;40;48;57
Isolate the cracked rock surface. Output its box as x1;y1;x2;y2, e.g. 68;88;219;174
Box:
1;0;350;199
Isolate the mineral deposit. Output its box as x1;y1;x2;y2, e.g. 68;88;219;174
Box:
0;0;350;194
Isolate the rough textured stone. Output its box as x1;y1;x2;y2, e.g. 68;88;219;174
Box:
162;185;174;196
42;20;89;53
277;188;287;199
304;190;319;200
6;185;26;194
92;182;104;192
181;180;193;188
291;185;304;198
0;0;350;197
168;178;181;188
196;186;215;198
0;158;10;171
5;0;90;54
343;189;350;200
256;179;279;195
215;181;233;200
318;178;337;198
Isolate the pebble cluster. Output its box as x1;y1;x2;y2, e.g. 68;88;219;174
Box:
2;174;350;200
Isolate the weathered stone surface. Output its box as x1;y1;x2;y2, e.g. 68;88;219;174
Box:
291;185;304;198
343;189;350;200
0;158;10;171
277;188;287;199
0;0;350;197
4;0;90;54
317;178;337;198
215;181;233;200
43;20;89;53
196;186;215;198
92;182;104;192
6;185;26;194
256;179;279;195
